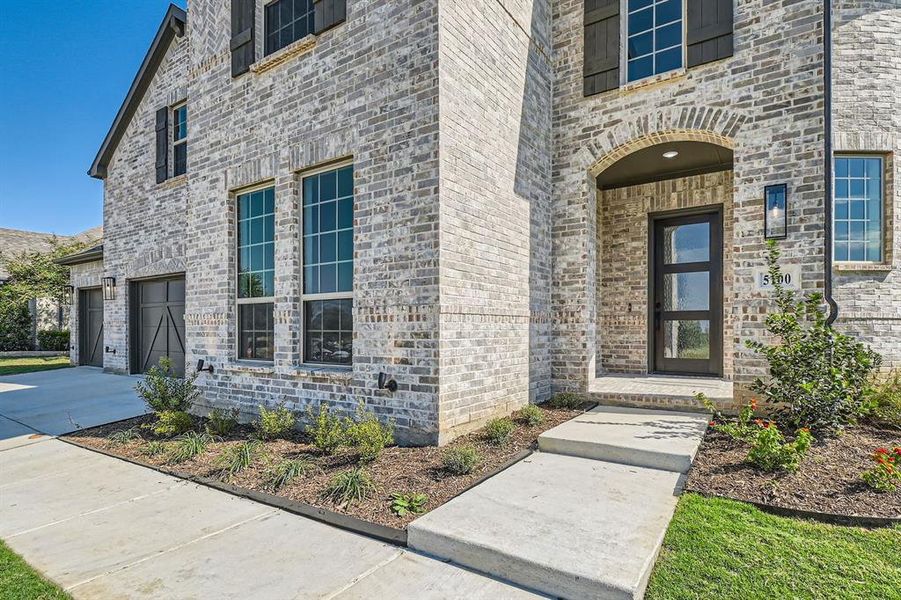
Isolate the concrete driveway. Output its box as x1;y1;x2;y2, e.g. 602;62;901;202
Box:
0;367;147;450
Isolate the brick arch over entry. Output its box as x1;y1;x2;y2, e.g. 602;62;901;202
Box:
582;107;746;177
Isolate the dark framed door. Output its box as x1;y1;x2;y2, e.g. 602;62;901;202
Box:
79;288;104;367
649;209;723;376
132;277;186;377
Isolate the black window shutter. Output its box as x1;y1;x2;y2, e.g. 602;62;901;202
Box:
231;0;255;77
584;0;620;97
314;0;347;35
686;0;733;67
155;107;168;184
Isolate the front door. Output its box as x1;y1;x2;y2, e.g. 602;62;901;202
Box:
650;210;722;376
133;277;186;377
79;288;104;367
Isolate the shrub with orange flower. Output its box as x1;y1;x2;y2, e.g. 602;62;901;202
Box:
862;446;901;492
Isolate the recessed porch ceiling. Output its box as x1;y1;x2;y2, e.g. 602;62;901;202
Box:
596;141;733;190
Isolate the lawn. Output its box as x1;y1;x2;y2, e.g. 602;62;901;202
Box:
0;540;69;600
646;493;901;600
0;357;71;377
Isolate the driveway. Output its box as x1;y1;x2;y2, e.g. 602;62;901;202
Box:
0;367;147;450
0;368;541;599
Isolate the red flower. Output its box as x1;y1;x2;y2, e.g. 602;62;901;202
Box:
875;448;889;455
754;419;765;427
750;399;758;410
709;421;717;427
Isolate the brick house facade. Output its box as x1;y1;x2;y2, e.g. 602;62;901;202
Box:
61;1;901;444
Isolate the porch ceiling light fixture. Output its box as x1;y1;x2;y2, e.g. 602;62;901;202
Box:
101;277;117;301
662;150;679;159
764;184;788;240
64;285;74;305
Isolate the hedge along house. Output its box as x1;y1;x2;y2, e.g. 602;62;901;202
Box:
59;0;900;445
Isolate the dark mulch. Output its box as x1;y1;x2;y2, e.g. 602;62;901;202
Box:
685;425;901;519
65;406;584;528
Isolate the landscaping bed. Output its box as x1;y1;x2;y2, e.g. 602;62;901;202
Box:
64;405;584;529
686;425;901;520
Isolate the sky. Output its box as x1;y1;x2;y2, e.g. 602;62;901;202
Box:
0;1;187;236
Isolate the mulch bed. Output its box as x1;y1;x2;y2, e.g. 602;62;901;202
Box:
64;405;584;529
685;424;901;519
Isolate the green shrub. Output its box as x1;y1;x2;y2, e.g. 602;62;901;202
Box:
151;410;194;438
861;447;901;492
168;432;212;464
107;427;142;445
747;423;813;473
306;403;346;455
700;393;758;442
37;330;69;351
142;440;167;457
390;492;428;517
216;440;263;480
547;393;583;410
518;404;545;427
325;467;377;507
345;403;394;462
265;457;315;491
748;241;880;435
442;445;482;475
864;372;901;428
255;403;296;440
0;297;32;351
135;357;201;414
205;407;240;437
484;417;515;446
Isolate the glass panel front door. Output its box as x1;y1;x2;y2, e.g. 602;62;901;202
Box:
651;210;723;376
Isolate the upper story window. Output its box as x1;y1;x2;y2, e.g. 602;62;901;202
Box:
265;0;315;56
172;103;187;177
302;163;354;365
834;156;884;263
626;0;683;83
237;186;275;361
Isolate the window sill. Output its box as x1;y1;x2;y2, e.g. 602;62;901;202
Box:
282;364;353;382
620;68;687;94
220;361;275;376
251;34;317;75
833;262;895;273
158;174;187;190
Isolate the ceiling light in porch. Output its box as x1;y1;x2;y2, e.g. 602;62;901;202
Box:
662;150;679;159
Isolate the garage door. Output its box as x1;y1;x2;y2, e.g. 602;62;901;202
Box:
79;288;103;367
134;277;186;377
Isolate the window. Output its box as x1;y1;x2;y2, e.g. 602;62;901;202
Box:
626;0;683;83
173;104;187;177
302;164;353;365
834;156;884;262
265;0;315;56
237;187;275;360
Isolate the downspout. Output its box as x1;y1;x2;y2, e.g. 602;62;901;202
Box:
824;0;839;325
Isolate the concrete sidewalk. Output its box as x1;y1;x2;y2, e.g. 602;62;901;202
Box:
1;438;542;599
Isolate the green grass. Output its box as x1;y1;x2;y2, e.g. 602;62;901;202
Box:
0;539;70;599
647;493;901;600
0;357;71;377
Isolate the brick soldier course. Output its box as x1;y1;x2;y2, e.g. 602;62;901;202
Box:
60;1;901;444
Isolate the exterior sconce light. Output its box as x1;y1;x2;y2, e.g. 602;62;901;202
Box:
101;277;117;301
64;285;75;304
764;184;788;240
377;371;398;393
196;359;214;374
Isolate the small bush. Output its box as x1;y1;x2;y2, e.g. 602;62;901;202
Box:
442;445;482;475
216;440;263;480
0;298;32;351
345;403;394;462
107;427;142;445
151;410;194;438
861;447;901;493
205;407;240;437
518;404;545;427
168;432;212;464
265;457;316;491
864;372;901;428
325;466;377;507
306;403;346;455
746;422;813;473
547;393;583;410
701;393;758;442
37;329;69;351
135;357;201;414
390;492;428;517
255;403;296;440
142;440;167;457
485;417;515;446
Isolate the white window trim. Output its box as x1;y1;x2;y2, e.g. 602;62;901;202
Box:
833;154;887;265
620;0;687;86
299;158;354;368
234;181;276;363
172;101;187;176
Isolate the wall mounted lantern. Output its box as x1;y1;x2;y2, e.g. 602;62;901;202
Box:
64;285;75;305
764;184;788;240
196;359;214;374
101;277;116;301
377;371;398;393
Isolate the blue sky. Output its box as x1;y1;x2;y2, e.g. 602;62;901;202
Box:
0;1;186;236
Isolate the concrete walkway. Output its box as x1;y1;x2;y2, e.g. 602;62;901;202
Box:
409;405;710;600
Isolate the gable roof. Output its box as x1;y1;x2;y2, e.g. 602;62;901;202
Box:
89;4;186;180
0;226;103;280
54;244;104;267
